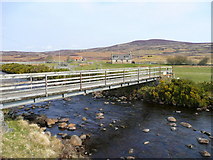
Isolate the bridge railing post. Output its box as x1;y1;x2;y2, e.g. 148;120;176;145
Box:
45;74;48;97
30;75;33;90
138;68;140;82
123;70;125;83
105;71;107;86
149;66;151;78
80;72;82;91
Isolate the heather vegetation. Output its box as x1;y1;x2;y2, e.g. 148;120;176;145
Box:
138;79;212;108
1;63;69;74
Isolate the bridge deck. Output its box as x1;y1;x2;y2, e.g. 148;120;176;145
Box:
0;66;173;109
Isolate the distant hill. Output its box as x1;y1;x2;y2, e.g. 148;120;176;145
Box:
2;39;211;63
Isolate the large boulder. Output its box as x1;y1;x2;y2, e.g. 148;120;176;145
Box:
70;135;82;146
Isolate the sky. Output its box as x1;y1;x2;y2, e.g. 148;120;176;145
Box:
1;0;211;51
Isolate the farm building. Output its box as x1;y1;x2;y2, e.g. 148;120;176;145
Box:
68;56;86;61
111;54;132;64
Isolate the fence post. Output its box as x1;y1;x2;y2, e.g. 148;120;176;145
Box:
123;70;125;83
159;66;161;77
45;74;48;97
80;72;82;91
105;71;107;85
30;75;33;89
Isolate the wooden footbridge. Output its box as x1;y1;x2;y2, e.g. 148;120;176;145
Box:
0;66;173;109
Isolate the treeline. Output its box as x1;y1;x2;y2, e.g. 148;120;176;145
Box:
0;63;69;74
167;56;209;65
138;79;212;108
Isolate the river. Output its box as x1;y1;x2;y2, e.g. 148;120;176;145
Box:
11;94;212;158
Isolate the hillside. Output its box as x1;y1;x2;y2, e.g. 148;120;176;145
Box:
2;39;211;63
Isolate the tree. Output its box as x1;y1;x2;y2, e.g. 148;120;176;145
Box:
198;57;209;65
45;55;53;63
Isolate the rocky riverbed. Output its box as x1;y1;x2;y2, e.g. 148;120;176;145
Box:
8;93;212;158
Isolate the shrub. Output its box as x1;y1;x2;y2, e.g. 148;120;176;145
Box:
138;79;212;108
167;55;193;65
0;63;69;74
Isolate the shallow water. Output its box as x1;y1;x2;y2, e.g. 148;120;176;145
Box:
13;94;212;158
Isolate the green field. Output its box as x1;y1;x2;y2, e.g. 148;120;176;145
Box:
173;66;211;83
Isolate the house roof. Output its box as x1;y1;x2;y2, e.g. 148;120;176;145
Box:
70;56;83;60
111;54;132;60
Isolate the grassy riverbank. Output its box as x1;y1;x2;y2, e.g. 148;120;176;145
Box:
2;118;63;158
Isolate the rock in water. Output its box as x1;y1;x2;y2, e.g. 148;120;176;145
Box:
82;117;87;121
186;144;194;149
197;138;209;144
167;116;177;122
70;135;82;146
46;118;58;127
67;123;76;131
200;151;211;157
171;127;177;131
128;148;134;154
126;156;135;160
168;123;177;127
143;129;150;133
58;118;69;122
84;107;89;110
96;113;104;119
180;122;192;128
144;141;150;145
58;122;68;129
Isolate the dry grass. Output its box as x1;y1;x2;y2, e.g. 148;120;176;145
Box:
1;119;63;158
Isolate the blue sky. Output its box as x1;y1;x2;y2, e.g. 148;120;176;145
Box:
1;1;211;51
